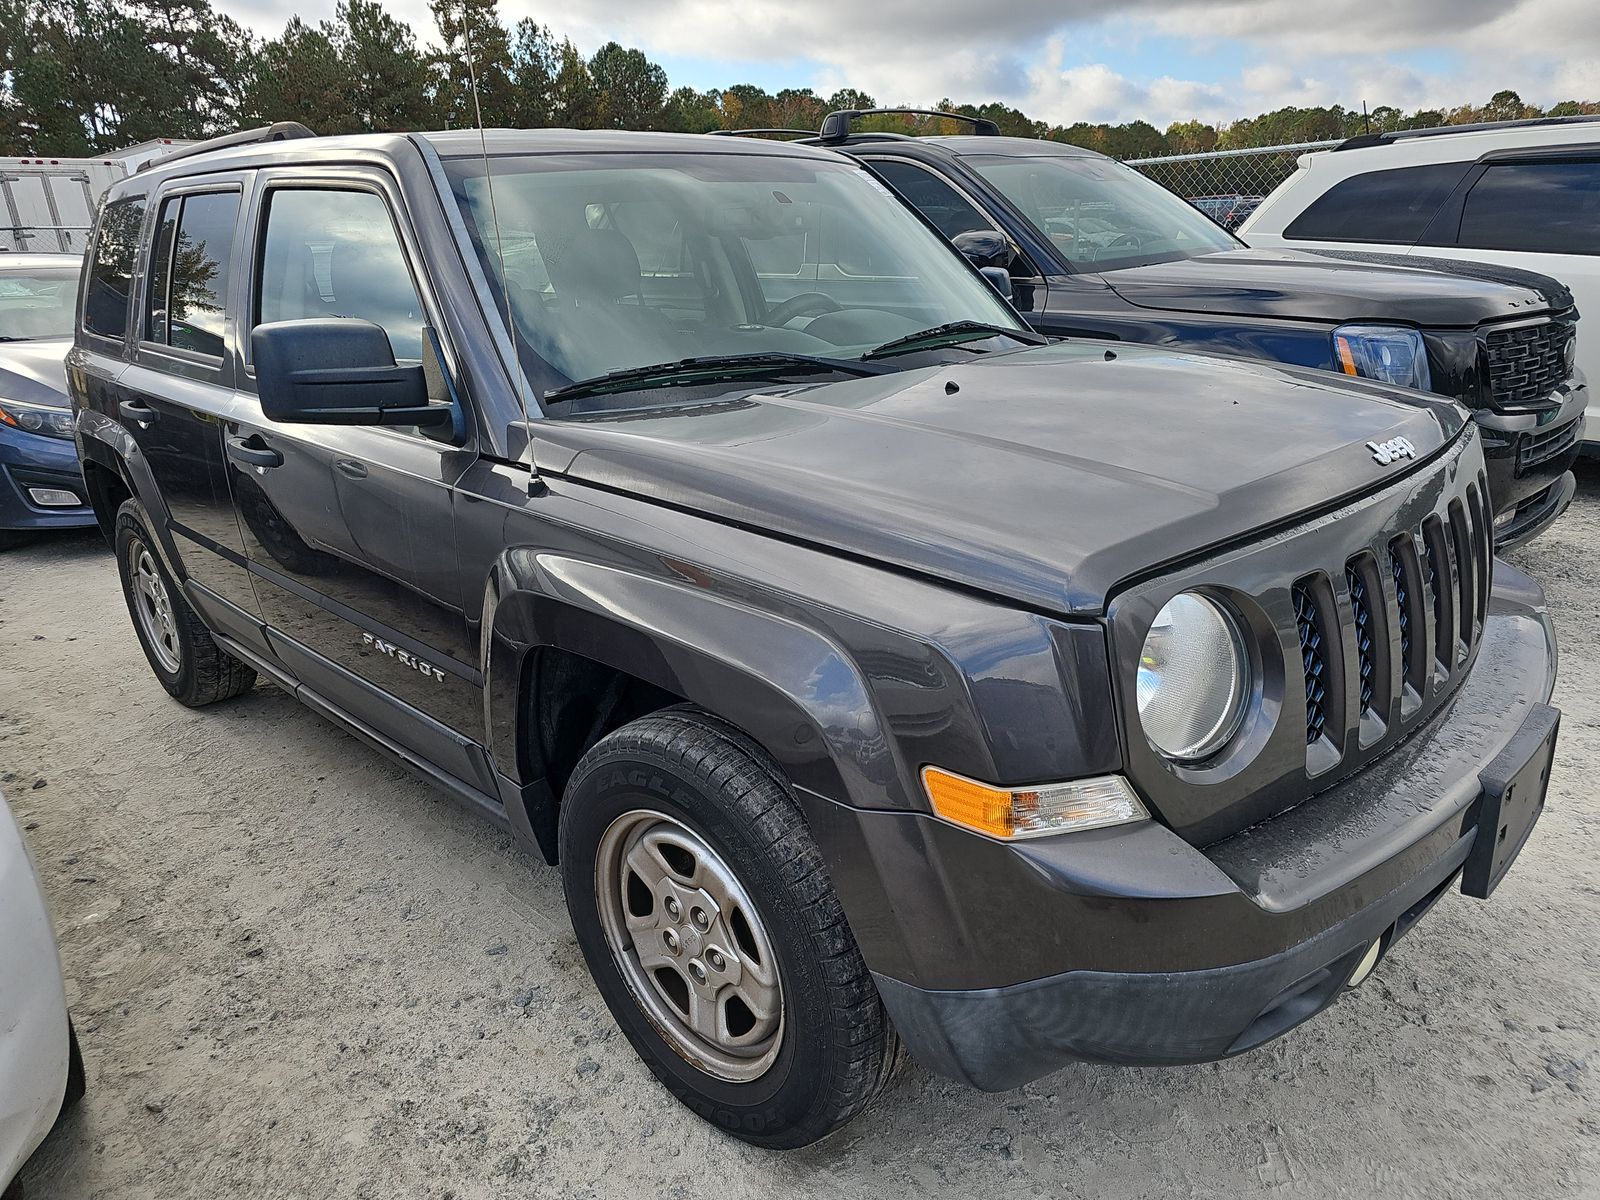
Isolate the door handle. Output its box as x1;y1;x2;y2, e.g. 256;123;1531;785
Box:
334;458;368;479
226;434;284;470
119;399;157;425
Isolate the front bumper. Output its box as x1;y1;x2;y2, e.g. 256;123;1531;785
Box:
808;563;1558;1090
1475;384;1586;548
0;425;93;534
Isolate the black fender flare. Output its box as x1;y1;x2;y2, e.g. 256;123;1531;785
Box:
480;547;908;858
76;416;187;580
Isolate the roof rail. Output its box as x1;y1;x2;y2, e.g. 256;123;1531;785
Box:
818;108;1000;144
136;122;317;172
706;128;820;140
1335;113;1600;152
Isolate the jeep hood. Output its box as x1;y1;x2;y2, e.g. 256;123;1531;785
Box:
531;342;1464;616
0;339;70;408
1103;248;1551;327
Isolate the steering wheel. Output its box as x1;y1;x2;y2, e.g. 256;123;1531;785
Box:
765;292;842;326
1107;232;1144;251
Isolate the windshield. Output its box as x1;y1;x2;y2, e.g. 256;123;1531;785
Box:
966;155;1238;273
0;268;81;340
442;152;1026;406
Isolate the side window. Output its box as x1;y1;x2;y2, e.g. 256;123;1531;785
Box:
141;190;240;358
868;161;994;240
1458;161;1600;255
144;199;177;344
256;188;424;362
1283;162;1472;244
83;196;146;340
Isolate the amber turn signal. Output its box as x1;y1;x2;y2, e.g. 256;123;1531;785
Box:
920;767;1148;841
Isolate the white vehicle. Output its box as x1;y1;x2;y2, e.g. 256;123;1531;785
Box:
0;791;83;1195
2;139;193;254
1241;116;1599;446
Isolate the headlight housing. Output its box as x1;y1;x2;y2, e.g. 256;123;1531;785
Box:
1332;325;1433;392
0;399;75;440
1137;592;1249;762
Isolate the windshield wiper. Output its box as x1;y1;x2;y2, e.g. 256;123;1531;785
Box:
543;352;894;404
863;321;1044;361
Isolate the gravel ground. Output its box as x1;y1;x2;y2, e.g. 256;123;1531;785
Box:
4;469;1598;1200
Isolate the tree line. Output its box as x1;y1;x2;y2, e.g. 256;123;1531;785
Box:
2;0;1596;159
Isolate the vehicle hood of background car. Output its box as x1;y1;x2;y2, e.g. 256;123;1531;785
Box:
1101;248;1553;327
0;339;70;409
531;342;1465;616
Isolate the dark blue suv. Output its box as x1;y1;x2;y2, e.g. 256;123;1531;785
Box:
0;252;94;548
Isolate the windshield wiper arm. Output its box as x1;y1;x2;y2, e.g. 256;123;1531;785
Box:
543;352;893;404
863;321;1043;361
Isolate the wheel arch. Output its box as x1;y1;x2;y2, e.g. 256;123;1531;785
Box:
481;549;903;864
77;423;183;572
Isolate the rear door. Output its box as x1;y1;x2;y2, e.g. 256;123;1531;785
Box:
103;177;264;628
225;169;491;790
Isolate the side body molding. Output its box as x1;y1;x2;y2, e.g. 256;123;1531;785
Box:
481;548;904;859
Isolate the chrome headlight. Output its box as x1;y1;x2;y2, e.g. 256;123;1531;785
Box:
0;399;75;440
1332;324;1433;392
1137;593;1249;762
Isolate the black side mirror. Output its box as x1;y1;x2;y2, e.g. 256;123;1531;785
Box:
952;229;1016;271
252;318;450;427
979;266;1014;301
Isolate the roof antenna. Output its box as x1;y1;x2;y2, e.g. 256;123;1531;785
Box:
458;4;536;459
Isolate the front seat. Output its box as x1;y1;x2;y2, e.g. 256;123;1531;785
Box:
539;228;683;375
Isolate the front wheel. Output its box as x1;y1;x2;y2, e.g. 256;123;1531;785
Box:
560;708;895;1148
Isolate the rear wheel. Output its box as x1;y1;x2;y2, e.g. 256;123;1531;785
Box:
560;707;895;1148
114;500;255;707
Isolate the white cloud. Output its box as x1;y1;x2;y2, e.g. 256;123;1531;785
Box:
231;0;1600;128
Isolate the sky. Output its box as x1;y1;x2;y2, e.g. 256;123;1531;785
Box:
227;0;1600;128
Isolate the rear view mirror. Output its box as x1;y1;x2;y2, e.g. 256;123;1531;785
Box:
252;318;450;427
952;229;1016;271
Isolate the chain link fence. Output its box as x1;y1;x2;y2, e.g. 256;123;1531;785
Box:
1123;140;1341;228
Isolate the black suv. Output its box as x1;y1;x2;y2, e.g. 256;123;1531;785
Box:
71;124;1560;1148
729;110;1588;547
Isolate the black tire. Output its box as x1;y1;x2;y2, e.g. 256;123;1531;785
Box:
114;499;255;707
559;707;895;1149
56;1020;86;1123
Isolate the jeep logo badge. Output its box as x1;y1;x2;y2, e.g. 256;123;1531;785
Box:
1367;436;1417;466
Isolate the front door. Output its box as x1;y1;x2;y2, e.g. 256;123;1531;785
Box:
224;173;489;789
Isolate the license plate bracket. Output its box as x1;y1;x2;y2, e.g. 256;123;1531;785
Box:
1463;703;1559;899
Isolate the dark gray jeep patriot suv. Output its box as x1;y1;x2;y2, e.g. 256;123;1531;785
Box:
69;123;1561;1148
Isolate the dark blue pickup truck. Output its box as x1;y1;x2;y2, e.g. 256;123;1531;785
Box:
721;111;1588;547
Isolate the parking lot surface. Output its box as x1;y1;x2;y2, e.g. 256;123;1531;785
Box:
5;472;1599;1200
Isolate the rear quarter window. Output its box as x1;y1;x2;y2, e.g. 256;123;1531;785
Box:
1458;160;1600;255
1284;161;1471;244
83;195;146;340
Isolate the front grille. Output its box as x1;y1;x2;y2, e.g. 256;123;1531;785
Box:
1292;470;1492;764
1293;584;1330;745
1346;565;1375;716
1486;320;1574;408
1519;418;1579;472
1390;546;1411;668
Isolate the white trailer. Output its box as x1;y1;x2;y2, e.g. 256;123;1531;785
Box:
0;139;194;255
